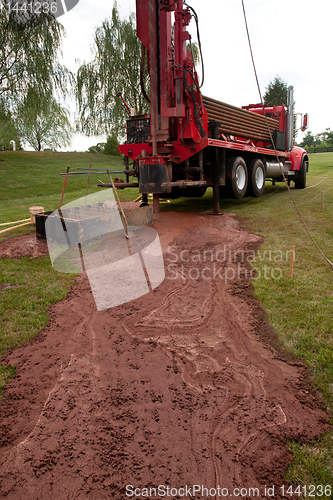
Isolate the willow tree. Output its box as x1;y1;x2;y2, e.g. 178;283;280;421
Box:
0;3;72;104
76;5;150;139
16;88;72;151
0;100;21;150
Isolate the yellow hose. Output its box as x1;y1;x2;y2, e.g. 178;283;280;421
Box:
0;222;31;235
0;218;30;227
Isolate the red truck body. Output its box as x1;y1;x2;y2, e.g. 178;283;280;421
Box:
118;0;309;212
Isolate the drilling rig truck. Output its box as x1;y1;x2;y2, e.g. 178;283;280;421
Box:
118;0;309;213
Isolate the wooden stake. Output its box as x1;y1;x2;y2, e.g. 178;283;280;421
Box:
85;163;92;203
59;166;70;210
58;166;71;249
289;245;295;278
107;170;129;240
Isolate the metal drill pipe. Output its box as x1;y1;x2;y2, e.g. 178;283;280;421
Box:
203;97;279;127
205;111;276;134
60;171;113;176
203;102;279;130
203;94;273;115
205;107;278;141
216;126;271;142
217;127;271;141
208;120;275;140
211;125;275;140
204;107;278;131
205;112;278;136
206;112;276;139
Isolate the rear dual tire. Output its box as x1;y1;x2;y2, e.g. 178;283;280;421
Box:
246;159;265;197
222;156;265;199
225;156;248;199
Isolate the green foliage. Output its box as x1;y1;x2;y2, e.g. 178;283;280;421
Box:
87;135;120;155
299;130;317;148
263;75;297;139
299;129;333;152
0;6;72;106
88;142;106;154
15;88;72;151
316;128;333;145
263;75;289;106
189;40;200;66
76;3;149;138
0;99;22;150
104;135;120;155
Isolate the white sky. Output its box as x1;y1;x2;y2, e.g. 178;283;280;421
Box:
58;0;333;151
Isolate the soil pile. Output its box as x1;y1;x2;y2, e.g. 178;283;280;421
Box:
0;233;48;259
0;212;328;499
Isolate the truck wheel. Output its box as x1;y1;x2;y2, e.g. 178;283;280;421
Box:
226;156;248;199
294;157;307;189
247;159;265;197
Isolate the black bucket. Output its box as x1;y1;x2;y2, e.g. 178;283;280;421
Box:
35;211;53;239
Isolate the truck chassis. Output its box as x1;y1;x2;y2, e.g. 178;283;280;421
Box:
118;0;308;213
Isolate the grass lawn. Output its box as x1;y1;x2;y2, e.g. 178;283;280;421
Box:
0;149;333;490
0;151;132;389
0;150;135;231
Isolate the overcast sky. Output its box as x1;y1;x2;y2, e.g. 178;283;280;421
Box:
59;0;333;151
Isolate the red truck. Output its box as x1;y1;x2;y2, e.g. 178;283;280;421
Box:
118;0;309;213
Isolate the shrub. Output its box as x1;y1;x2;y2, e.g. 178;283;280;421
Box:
103;135;120;156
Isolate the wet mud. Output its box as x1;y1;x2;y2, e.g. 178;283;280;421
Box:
0;212;328;499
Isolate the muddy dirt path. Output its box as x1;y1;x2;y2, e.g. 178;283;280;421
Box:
0;212;328;500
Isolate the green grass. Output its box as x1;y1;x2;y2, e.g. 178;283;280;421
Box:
0;150;133;394
286;436;333;491
0;256;74;356
0;150;136;235
1;150;333;489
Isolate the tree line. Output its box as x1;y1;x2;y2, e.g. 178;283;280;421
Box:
297;129;333;153
0;4;325;153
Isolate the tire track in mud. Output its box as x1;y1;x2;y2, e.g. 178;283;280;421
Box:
122;279;290;494
0;212;329;499
121;215;329;497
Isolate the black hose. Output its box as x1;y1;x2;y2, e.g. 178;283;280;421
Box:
140;43;150;104
184;1;205;88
